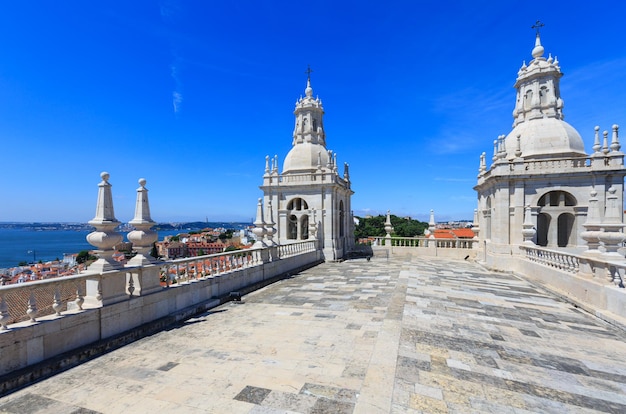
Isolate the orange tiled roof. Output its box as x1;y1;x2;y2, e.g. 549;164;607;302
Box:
432;228;475;239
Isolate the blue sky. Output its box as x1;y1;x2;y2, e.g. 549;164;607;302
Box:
1;1;625;224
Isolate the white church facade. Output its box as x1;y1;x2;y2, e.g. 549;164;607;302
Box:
258;74;354;261
474;31;626;268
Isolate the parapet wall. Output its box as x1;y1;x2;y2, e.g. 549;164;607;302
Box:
484;242;626;329
0;243;322;393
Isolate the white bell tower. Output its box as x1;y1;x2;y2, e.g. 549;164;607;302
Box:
260;68;354;260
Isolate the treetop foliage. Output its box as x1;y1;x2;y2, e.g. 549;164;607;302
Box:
354;215;428;240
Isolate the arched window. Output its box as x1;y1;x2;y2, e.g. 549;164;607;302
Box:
524;90;533;109
536;191;578;248
287;198;308;210
286;198;309;240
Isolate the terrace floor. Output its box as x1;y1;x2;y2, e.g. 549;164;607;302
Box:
1;254;626;413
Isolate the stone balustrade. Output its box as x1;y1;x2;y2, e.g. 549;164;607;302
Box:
366;236;478;260
519;157;589;172
521;245;580;274
279;172;349;187
0;241;321;379
370;236;477;249
520;244;626;289
518;244;625;329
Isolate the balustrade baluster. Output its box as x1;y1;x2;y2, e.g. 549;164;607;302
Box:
96;279;103;302
27;291;38;322
128;274;135;296
0;293;10;330
52;287;62;315
614;268;625;288
75;285;84;310
607;267;614;283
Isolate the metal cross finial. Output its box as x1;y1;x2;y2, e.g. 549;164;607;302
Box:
531;20;544;35
305;65;313;81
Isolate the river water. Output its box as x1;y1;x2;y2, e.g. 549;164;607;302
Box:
0;229;180;269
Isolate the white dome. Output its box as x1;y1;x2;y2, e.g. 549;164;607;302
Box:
283;142;329;173
505;118;586;160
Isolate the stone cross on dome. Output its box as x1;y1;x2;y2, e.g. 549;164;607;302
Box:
305;65;313;81
531;20;544;36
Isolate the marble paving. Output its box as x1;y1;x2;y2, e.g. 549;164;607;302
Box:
1;255;625;413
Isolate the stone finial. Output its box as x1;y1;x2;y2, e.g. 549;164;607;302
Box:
531;21;545;60
602;130;609;155
273;155;278;173
479;152;486;174
598;186;626;257
384;210;394;239
581;189;603;253
265;199;276;246
515;134;522;158
498;135;507;159
610;124;620;152
492;139;498;162
428;209;436;238
252;198;267;248
344;163;350;181
90;172;118;225
127;178;158;265
86;172;123;272
592;126;601;154
471;209;480;240
265;155;270;174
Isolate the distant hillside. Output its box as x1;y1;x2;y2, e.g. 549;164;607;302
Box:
0;222;251;231
153;222;251;231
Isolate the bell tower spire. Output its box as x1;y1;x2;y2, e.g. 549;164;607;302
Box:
292;66;326;147
512;21;564;127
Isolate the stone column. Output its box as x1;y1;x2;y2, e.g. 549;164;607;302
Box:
521;205;536;244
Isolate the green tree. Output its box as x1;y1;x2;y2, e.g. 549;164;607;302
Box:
218;230;233;242
354;215;428;240
150;243;160;259
76;250;97;264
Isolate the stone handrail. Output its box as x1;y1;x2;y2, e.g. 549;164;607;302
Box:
520;244;625;288
0;240;319;330
519;157;589;172
0;240;322;380
279;172;349;187
520;245;580;273
368;236;477;249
